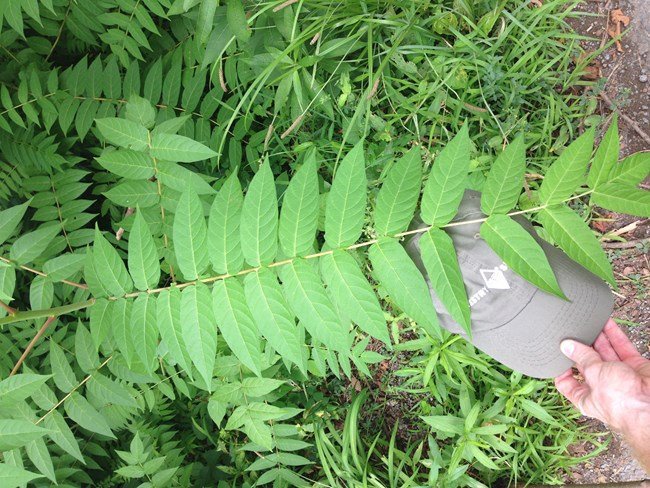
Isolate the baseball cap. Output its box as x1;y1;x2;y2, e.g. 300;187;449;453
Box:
403;190;614;379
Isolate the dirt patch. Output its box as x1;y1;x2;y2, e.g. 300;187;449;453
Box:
567;0;649;483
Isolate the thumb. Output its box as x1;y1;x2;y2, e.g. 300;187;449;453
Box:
560;339;602;370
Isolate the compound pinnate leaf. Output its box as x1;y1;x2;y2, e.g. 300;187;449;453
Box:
130;294;158;373
369;237;441;339
539;128;594;204
64;392;116;438
0;201;29;246
42;412;84;463
374;146;423;236
25;437;56;483
587;115;619;189
243;269;305;373
591;183;650;218
111;298;134;366
9;224;60;265
150;133;217;162
104;180;159;208
539;205;614;286
421;125;470;226
75;322;99;373
419;228;471;335
92;227;133;297
89;298;112;349
157;287;192;375
279;154;319;257
173;188;209;280
49;340;77;393
320;250;390;346
181;283;217;388
0;464;43;486
481;134;526;215
280;258;349;353
226;0;250;42
480;214;564;297
608;152;650;186
240;160;278;267
0;374;51;404
212;279;262;376
42;253;86;282
0;419;50;451
95;118;149;151
128;210;160;291
325;141;367;248
96;149;154;180
208;172;244;274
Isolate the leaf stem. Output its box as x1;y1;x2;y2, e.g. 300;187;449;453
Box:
0;256;87;290
0;299;96;326
0;300;16;315
10;316;58;376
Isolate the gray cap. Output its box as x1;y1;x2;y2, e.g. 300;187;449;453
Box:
403;190;614;379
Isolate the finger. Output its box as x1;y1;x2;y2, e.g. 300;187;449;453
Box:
593;332;619;362
604;319;640;361
554;371;591;414
560;340;602;371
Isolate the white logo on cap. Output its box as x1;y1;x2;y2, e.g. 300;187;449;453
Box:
480;265;510;290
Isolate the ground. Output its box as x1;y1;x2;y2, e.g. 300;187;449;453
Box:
567;0;649;483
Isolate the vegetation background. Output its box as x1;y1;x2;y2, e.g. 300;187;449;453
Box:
0;0;648;486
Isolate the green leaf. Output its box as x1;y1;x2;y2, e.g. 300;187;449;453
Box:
325;141;366;248
539;205;614;286
96;149;155;180
181;283;217;388
0;374;51;404
243;269;305;372
242;420;273;450
89;298;112;349
42;411;84;463
92;227;133;297
421;125;470;226
374;146;423;236
608;152;650;186
0;463;43;487
421;415;464;435
240;161;279;266
150;133;217;162
125;95;156;129
50;340;77;393
64;391;116;438
480;214;564;297
481;134;526;214
0;420;50;451
279;154;320;257
111;298;134;366
226;0;250;42
208;172;244;274
368;238;441;339
157;287;192;375
95;118;149;151
42;253;86;282
212;279;262;376
30;276;53;309
87;374;138;409
539;128;594;204
9;224;60;264
0;201;29;246
128;210;160;290
280;258;349;352
419;228;471;335
320;250;389;345
241;377;285;397
25;437;56;483
104;180;159;208
75;322;100;373
519;398;558;425
592;183;650;217
587;115;618;189
157;160;216;195
173;188;209;280
130;294;158;373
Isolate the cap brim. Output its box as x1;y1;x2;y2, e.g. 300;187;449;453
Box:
464;240;614;379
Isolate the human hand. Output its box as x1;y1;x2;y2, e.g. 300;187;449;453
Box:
554;318;650;432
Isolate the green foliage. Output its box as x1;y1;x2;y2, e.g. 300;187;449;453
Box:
0;0;648;486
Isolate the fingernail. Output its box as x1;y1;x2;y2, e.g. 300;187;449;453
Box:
560;340;574;357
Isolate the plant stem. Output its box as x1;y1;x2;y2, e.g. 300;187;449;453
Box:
10;316;58;376
0;300;16;315
0;299;96;326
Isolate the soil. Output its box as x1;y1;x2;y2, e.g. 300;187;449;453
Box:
567;0;650;483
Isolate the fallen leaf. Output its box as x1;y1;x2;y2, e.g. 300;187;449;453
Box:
530;0;542;6
611;9;630;27
609;9;631;53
